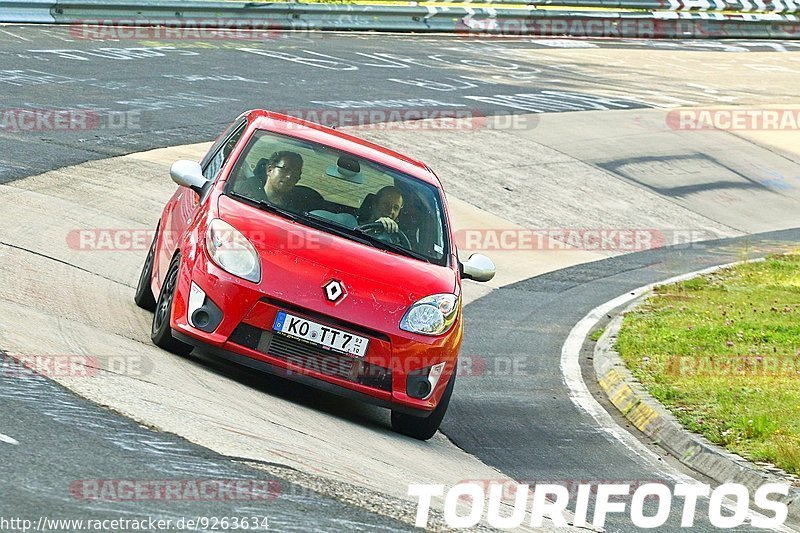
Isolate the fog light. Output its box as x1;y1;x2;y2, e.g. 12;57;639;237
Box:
408;377;432;399
192;309;211;328
187;282;223;333
406;362;447;400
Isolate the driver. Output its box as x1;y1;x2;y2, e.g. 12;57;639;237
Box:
362;186;404;233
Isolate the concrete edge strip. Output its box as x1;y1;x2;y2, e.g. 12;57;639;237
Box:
560;259;799;532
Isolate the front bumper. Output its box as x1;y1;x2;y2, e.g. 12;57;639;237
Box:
170;251;461;414
172;330;428;417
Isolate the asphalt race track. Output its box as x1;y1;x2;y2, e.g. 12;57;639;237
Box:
0;356;414;531
1;25;800;532
1;29;798;182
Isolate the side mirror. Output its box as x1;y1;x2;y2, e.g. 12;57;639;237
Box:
170;160;208;194
460;253;496;282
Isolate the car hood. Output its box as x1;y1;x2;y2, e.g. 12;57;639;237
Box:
217;195;457;327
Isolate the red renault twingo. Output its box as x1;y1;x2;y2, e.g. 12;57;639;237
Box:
135;110;495;440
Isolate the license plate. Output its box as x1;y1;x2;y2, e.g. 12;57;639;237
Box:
273;311;369;357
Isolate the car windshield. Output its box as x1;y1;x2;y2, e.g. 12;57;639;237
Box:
224;129;450;266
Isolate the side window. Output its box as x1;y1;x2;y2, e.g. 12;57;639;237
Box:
202;119;247;181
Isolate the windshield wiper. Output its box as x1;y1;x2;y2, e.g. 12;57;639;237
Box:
302;210;354;230
229;192;301;222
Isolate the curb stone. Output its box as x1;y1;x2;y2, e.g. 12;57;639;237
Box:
594;296;800;530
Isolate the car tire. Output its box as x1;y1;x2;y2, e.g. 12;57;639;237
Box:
151;255;193;356
391;363;457;441
134;224;159;311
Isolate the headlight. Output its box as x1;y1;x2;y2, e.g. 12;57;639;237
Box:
400;294;459;336
205;219;261;283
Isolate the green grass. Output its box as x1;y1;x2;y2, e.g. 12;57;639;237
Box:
616;254;800;475
589;327;605;342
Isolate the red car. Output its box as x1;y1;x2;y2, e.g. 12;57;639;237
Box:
134;110;495;440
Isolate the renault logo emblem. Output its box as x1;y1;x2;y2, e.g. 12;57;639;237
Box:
323;279;346;303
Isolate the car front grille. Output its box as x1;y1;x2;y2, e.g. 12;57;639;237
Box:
229;323;392;392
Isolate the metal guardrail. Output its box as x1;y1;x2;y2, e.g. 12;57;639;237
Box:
418;0;799;12
0;0;56;22
533;0;799;12
0;0;798;37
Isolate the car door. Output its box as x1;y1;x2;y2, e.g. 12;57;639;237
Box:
155;118;248;288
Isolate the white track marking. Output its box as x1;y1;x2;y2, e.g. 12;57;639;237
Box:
0;29;29;41
0;433;19;445
561;259;796;532
561;262;738;469
39;29;73;42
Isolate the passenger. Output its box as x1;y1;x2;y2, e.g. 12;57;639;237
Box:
263;151;304;209
235;151;321;212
